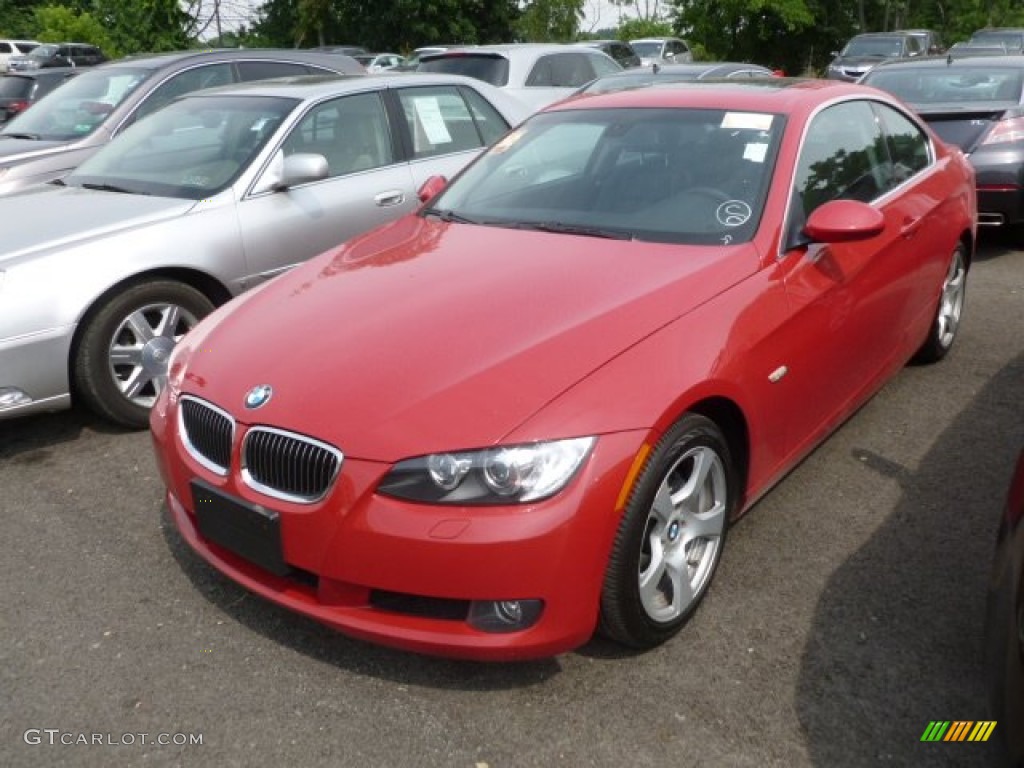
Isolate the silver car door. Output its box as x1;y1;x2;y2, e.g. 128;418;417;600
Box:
237;90;418;284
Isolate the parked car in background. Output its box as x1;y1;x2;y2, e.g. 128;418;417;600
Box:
0;73;529;426
986;449;1024;767
574;40;641;69
309;45;369;57
417;43;621;109
0;40;39;72
968;27;1024;53
395;45;478;71
577;62;776;95
629;37;693;67
0;48;364;196
947;41;1013;58
0;68;78;123
861;55;1024;230
8;42;106;71
354;53;406;72
900;28;944;55
150;79;974;661
826;31;924;82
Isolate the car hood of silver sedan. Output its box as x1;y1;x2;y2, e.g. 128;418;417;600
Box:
0;135;77;159
0;186;195;266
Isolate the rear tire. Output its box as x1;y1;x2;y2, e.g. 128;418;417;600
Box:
912;243;966;364
599;414;737;649
74;280;214;428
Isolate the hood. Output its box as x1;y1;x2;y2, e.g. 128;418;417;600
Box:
0;186;195;266
832;55;889;70
178;216;758;461
0;135;74;160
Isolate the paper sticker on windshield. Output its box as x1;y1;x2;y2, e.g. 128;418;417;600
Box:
721;112;774;131
743;143;768;163
491;128;525;154
412;97;452;144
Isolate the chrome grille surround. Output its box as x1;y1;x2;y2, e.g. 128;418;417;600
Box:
241;426;343;504
178;395;235;476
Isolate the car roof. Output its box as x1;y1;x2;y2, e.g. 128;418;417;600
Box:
106;48;362;73
558;77;882;114
171;71;519;100
869;53;1024;70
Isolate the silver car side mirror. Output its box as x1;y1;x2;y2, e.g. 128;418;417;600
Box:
252;150;329;194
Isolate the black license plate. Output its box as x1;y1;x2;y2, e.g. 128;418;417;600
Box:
191;481;288;577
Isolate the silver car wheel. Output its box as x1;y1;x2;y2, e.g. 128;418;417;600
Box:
638;444;727;623
935;246;966;349
107;302;199;408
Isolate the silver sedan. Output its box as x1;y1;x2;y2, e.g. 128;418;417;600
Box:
0;74;530;427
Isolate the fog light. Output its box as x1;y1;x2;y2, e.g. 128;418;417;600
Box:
0;387;32;409
468;599;544;633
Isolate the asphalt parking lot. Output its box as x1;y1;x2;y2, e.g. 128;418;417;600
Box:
3;234;1023;768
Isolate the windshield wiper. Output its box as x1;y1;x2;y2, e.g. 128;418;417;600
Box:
49;178;66;186
423;207;481;224
80;182;140;195
1;132;41;140
507;221;634;240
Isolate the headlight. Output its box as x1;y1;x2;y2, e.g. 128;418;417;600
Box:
378;436;596;505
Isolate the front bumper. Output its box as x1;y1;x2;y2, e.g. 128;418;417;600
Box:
151;391;646;660
0;326;74;419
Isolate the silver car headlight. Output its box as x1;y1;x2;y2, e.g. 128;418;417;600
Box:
378;437;596;505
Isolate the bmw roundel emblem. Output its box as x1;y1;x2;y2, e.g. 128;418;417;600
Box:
244;384;273;409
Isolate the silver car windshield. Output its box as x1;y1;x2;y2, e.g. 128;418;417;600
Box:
426;107;784;245
1;67;151;140
865;68;1024;104
66;95;299;200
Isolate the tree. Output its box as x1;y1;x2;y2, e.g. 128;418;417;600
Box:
33;5;117;54
517;0;585;41
93;0;193;54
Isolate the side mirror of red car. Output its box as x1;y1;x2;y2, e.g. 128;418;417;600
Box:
418;175;447;203
804;199;885;243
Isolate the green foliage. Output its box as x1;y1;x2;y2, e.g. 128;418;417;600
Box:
33;5;117;55
92;0;192;55
0;0;39;37
616;17;672;41
516;0;584;41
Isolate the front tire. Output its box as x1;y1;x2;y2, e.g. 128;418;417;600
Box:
74;280;214;428
913;243;966;364
599;414;737;649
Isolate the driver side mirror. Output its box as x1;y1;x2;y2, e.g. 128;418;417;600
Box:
804;199;885;243
418;175;447;203
252;151;329;195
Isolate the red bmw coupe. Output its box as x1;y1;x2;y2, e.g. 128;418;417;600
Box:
150;79;976;660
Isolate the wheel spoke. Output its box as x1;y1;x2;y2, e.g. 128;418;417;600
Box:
109;344;144;367
154;304;182;340
681;500;726;542
124;310;156;343
119;367;152;398
670;446;715;509
651;483;675;525
639;535;668;615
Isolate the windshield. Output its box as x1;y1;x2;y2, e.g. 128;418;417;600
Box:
970;31;1024;49
0;76;32;98
865;68;1024;104
28;44;58;60
426;107;784;245
1;66;151;140
630;42;665;58
66;95;298;200
842;37;903;57
417;54;510;86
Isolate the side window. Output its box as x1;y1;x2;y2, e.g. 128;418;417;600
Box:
397;85;488;158
280;91;393;177
460;86;511;144
590;51;621;77
0;44;11;54
874;102;930;186
236;61;309;82
134;64;235;121
794;100;888;217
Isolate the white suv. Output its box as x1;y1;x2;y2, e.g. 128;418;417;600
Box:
0;40;40;72
629;37;693;67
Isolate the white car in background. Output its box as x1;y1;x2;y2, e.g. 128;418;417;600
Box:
0;40;39;72
354;53;407;72
629;37;693;67
416;43;622;109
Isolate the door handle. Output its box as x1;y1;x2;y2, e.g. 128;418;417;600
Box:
374;190;405;207
900;216;922;238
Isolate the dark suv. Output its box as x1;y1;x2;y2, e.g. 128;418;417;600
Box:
0;48;363;194
826;31;924;82
9;43;107;71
